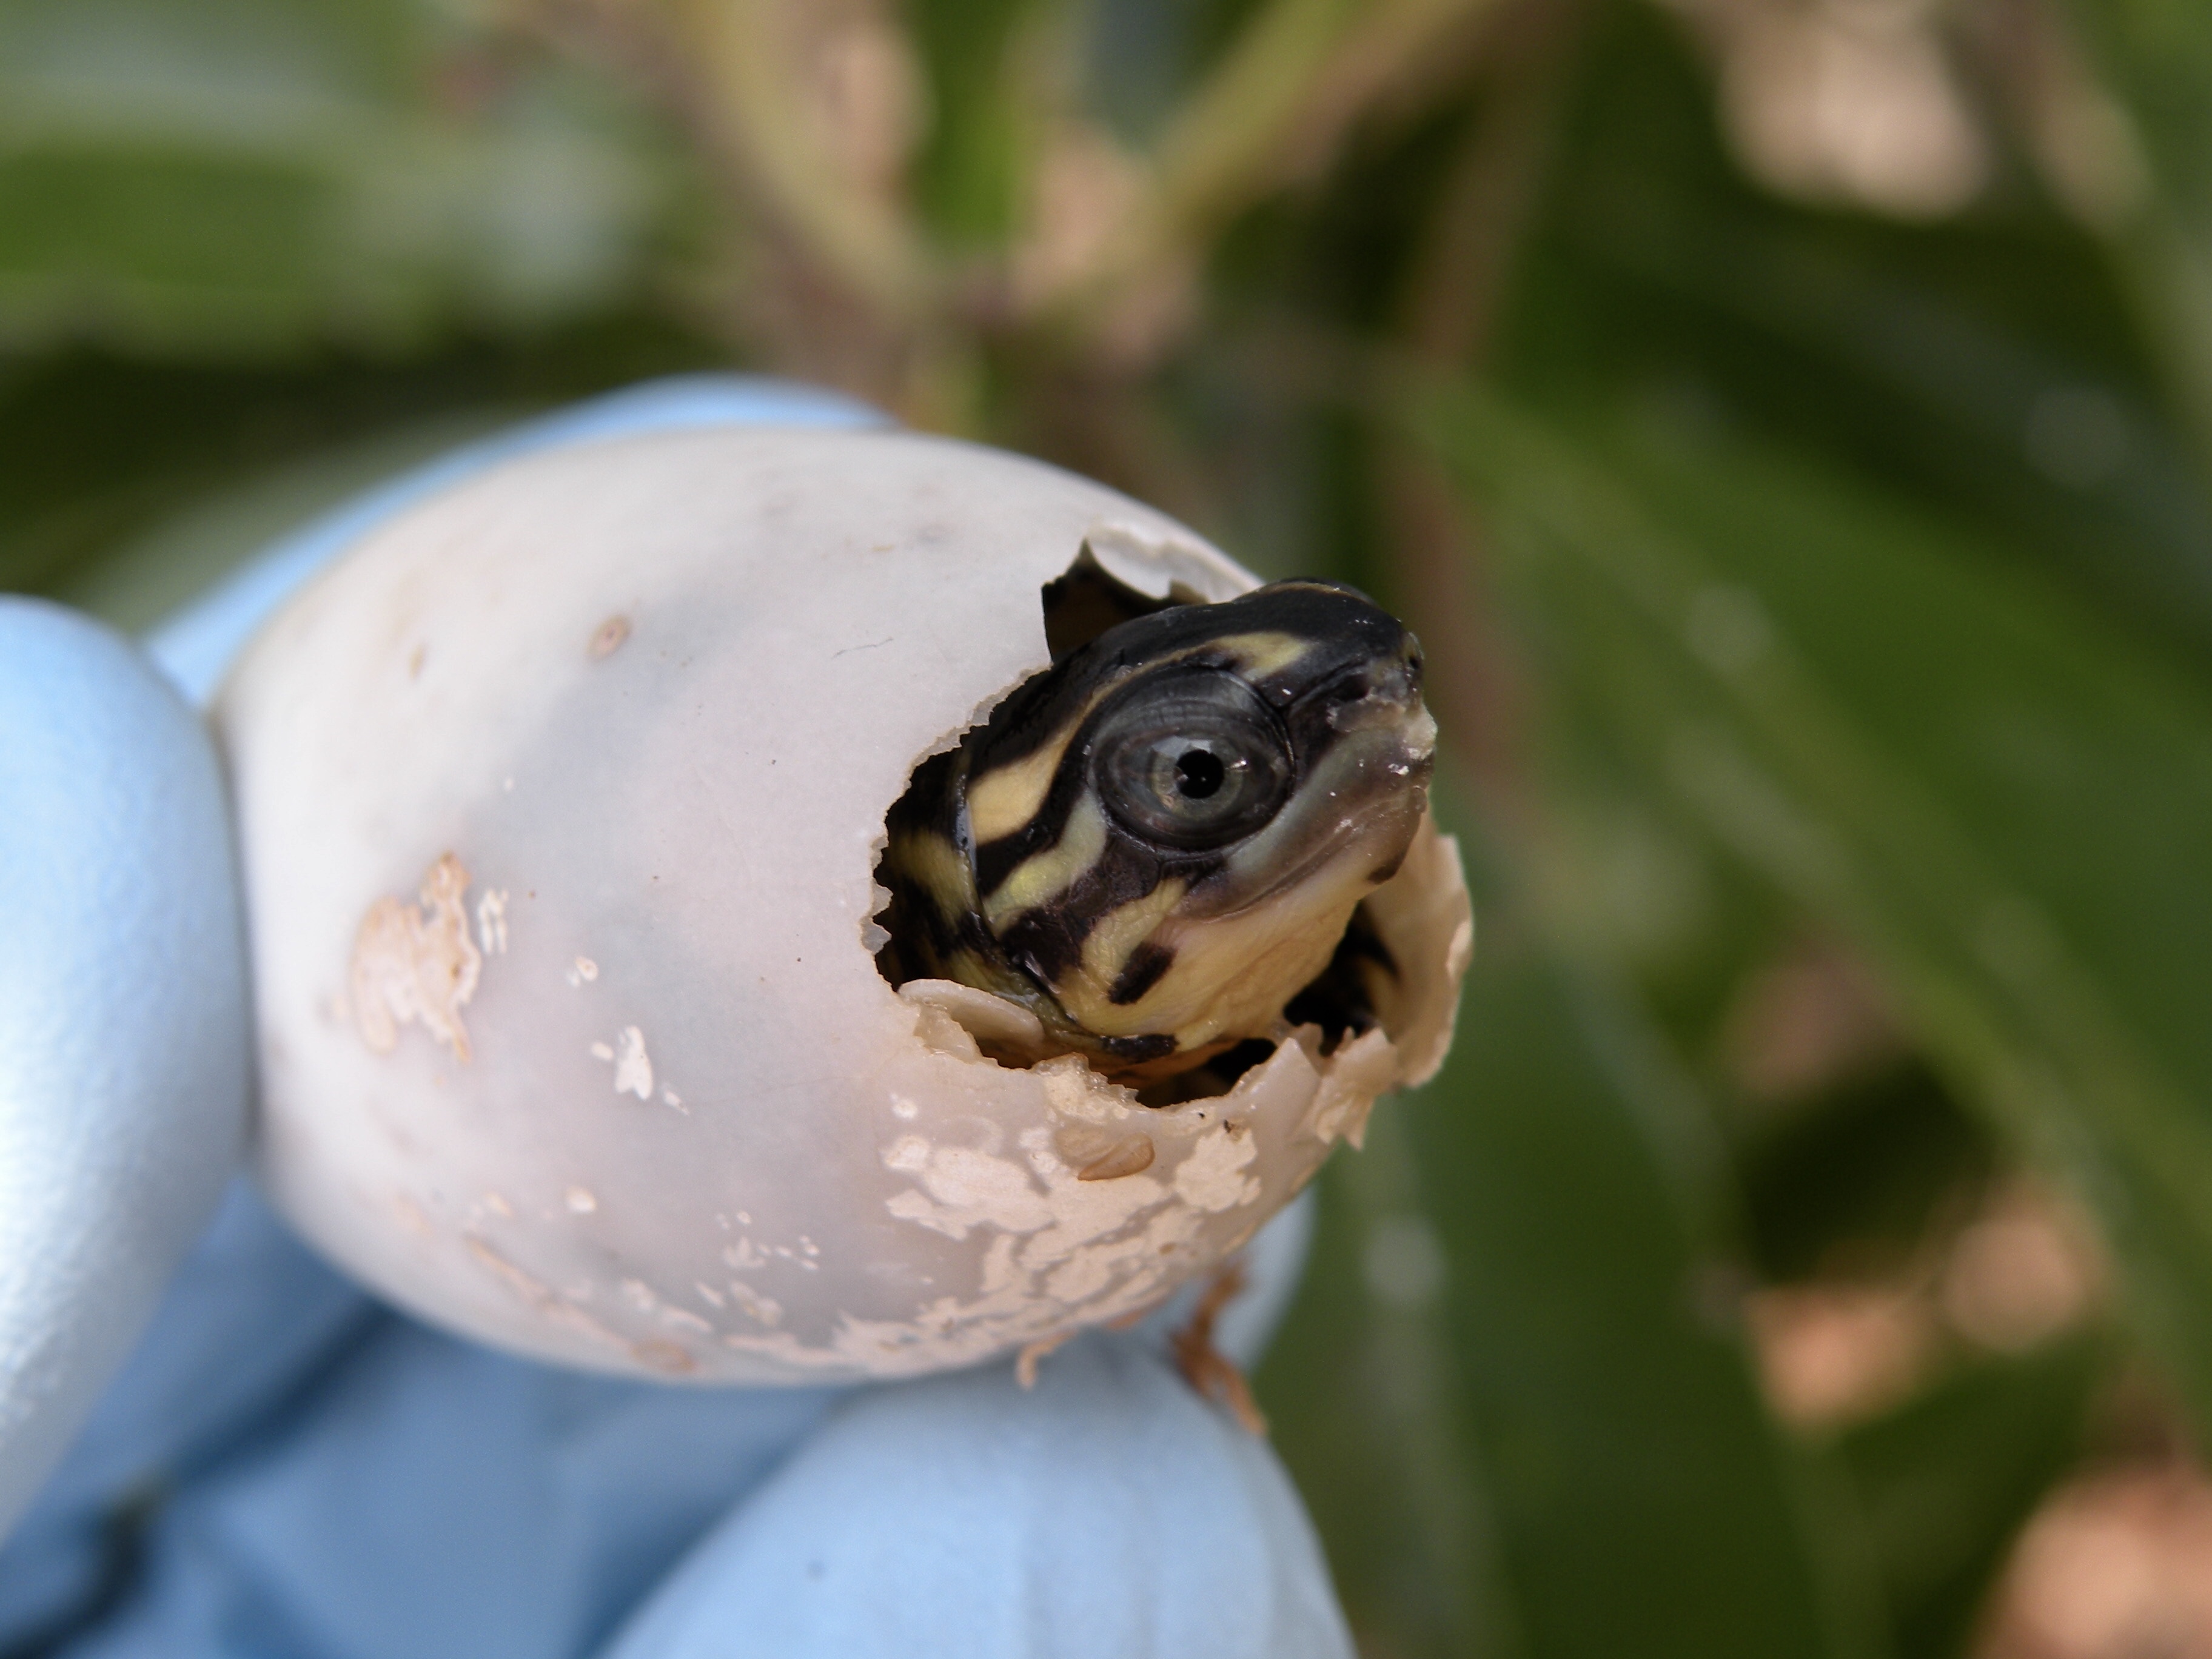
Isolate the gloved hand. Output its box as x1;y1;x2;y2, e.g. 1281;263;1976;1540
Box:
0;378;1353;1659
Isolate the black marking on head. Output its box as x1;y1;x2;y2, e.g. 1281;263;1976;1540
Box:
885;750;964;844
994;836;1175;985
1108;942;1175;1007
998;907;1085;985
971;833;1027;903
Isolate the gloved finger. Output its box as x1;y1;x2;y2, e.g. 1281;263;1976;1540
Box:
55;1324;846;1659
0;602;250;1539
146;375;888;706
2;1184;370;1560
599;1332;1354;1659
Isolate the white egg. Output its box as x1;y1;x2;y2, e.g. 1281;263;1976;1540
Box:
216;427;1473;1384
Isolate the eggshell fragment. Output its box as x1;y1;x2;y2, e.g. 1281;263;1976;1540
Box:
217;428;1473;1383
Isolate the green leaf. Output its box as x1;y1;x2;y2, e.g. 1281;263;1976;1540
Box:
1500;4;2212;674
1262;810;1883;1659
1835;1336;2105;1659
1259;1126;1524;1659
1417;379;2212;1443
0;0;679;358
2054;0;2212;455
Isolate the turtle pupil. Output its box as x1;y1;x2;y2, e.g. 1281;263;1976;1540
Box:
1175;748;1225;799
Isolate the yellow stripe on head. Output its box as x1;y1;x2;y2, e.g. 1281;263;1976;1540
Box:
889;826;971;914
966;726;1076;846
982;794;1109;928
1212;631;1313;679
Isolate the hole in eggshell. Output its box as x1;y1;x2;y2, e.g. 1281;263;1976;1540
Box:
867;546;1469;1107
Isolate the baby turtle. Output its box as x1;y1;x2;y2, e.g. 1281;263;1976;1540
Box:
877;579;1437;1083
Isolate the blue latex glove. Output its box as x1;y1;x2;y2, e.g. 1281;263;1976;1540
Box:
0;378;1353;1659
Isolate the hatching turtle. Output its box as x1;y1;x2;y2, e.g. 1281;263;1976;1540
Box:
877;576;1436;1090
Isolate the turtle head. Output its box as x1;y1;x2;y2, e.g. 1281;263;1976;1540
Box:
894;579;1433;1079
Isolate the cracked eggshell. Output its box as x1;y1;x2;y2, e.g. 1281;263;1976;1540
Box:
216;427;1473;1384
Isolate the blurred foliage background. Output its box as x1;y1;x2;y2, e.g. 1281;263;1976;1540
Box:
8;0;2212;1652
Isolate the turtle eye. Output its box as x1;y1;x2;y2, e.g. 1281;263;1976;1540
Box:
1093;678;1291;851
